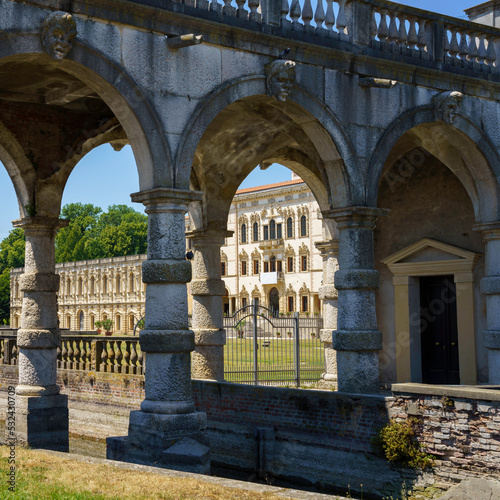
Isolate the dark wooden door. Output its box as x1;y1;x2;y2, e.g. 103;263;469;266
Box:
420;275;460;385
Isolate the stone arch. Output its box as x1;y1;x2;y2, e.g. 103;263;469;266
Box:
177;75;358;230
367;106;500;222
0;32;173;216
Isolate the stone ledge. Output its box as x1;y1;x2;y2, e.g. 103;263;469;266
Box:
142;260;191;284
334;269;379;290
391;383;500;402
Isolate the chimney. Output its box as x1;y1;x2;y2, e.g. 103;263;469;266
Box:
465;1;500;27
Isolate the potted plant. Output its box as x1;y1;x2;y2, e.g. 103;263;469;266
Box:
276;331;281;338
305;311;310;317
286;331;292;338
102;318;114;336
310;332;316;338
95;320;102;334
314;312;319;317
236;320;246;338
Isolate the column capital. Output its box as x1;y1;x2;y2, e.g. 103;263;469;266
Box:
473;221;500;241
130;188;203;211
315;239;339;256
12;217;69;233
323;206;389;230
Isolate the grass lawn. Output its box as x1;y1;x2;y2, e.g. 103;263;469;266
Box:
0;447;287;499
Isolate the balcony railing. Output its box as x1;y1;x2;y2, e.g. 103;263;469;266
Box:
260;271;284;284
259;238;284;250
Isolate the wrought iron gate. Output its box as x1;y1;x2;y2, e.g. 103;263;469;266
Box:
224;303;325;387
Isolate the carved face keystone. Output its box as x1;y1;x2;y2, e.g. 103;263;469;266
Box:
433;91;464;125
265;60;296;102
42;12;77;61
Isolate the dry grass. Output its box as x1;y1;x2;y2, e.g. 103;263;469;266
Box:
0;446;289;499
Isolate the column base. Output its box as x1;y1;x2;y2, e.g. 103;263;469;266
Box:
10;394;68;451
107;410;210;474
336;351;380;394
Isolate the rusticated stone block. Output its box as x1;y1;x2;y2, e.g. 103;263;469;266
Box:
318;284;338;300
19;272;60;292
481;276;500;295
142;260;191;284
17;328;60;349
334;269;379;290
139;329;194;352
332;330;383;351
190;278;226;296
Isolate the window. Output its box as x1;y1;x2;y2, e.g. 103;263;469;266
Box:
277;223;282;239
300;215;307;237
269;219;276;239
78;278;83;295
263;226;269;240
302;295;308;312
221;262;226;276
90;315;95;330
253;222;259;242
103;276;108;294
129;315;135;330
129;273;134;292
288;296;294;312
264;262;269;273
116;315;121;331
301;255;307;271
116;275;121;293
242;297;247;308
90;276;95;295
287;256;294;272
66;315;71;329
253;260;259;274
270;256;276;272
287;217;293;238
241;261;247;276
66;278;71;296
79;311;84;330
241;223;247;244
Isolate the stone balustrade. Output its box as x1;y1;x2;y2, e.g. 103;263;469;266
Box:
0;335;144;376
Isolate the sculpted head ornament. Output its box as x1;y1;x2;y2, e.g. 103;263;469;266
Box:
42;11;77;61
433;91;463;125
265;59;296;102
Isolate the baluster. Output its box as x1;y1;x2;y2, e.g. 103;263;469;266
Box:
130;342;138;375
137;346;144;376
67;340;74;370
443;29;451;58
86;341;92;371
468;32;479;62
210;0;222;14
122;341;131;374
11;344;17;366
314;0;325;30
377;10;389;42
223;0;235;16
280;0;289;24
302;0;313;27
449;30;459;58
61;340;68;369
74;340;81;370
325;0;335;32
196;0;209;11
336;0;347;35
407;18;418;50
417;20;428;52
388;13;398;44
459;32;469;61
114;341;122;373
290;0;301;26
477;35;487;64
236;0;247;19
99;341;108;372
107;341;115;373
248;0;261;22
370;8;377;41
398;15;408;47
486;37;497;66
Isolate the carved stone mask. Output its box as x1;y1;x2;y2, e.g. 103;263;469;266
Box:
265;59;296;102
433;91;464;125
42;12;77;61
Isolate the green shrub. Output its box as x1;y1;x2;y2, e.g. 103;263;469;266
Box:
372;418;434;469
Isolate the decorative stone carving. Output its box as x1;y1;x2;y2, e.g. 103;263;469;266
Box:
433;91;464;125
265;59;296;102
42;11;77;61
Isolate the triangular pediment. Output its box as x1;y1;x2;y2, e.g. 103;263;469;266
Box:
382;238;480;275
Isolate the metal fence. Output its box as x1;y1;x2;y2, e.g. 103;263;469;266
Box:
223;303;325;387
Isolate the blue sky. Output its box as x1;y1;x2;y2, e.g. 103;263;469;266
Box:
0;0;480;239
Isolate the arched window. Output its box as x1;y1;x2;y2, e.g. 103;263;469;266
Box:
269;219;276;240
116;275;121;293
79;311;84;330
116;314;121;331
90;276;95;295
241;224;247;244
103;276;108;294
287;217;293;238
300;215;307;237
66;315;71;329
66;278;71;296
129;272;134;292
90;315;95;330
253;222;259;242
270;255;276;272
78;278;83;295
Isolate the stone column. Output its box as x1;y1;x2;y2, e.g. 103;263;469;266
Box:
112;188;210;473
12;216;69;450
329;207;388;394
188;228;231;382
315;239;339;388
474;221;500;384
